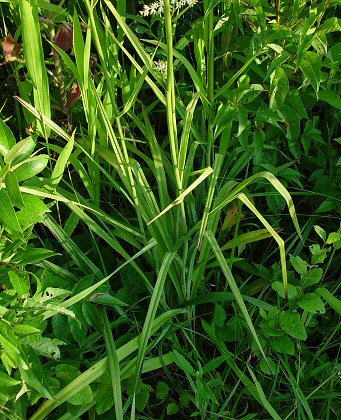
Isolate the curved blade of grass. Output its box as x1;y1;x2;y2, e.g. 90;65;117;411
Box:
51;132;75;185
131;252;174;419
198;154;223;249
119;67;149;118
212;171;303;243
316;288;341;315
178;93;200;183
237;193;288;298
220;228;282;252
205;230;273;375
14;97;69;141
100;308;123;420
247;365;281;420
29;309;184;420
147;167;213;225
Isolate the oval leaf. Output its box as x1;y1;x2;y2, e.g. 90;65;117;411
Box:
279;311;307;340
0;119;16;156
297;293;325;314
51;134;74;185
4;136;37;165
14;155;49;181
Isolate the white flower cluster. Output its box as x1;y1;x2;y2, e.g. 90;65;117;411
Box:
154;59;168;74
140;0;198;17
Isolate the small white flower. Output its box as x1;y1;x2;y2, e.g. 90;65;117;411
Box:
140;0;198;16
154;59;168;74
140;5;150;16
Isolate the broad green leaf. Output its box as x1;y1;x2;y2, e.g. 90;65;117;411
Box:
290;255;308;276
300;51;322;97
269;67;288;112
4;136;36;165
0;189;22;234
315;17;341;37
326;231;341;245
8;271;29;295
271;335;294;355
214;304;226;327
21;335;64;359
13;155;49;181
304;267;323;288
14;325;41;335
0;371;21;386
0;119;16;156
279;311;307;340
297;293;325;314
12;248;57;265
4;171;24;208
82;302;101;329
271;281;298;299
167;403;179;415
89;293;128;307
156;381;169;399
51;133;75;185
136;386;151;412
319;90;341;111
259;358;279;376
314;225;326;242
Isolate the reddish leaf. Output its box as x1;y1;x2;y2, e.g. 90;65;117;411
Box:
50;24;73;56
1;34;22;65
66;83;81;109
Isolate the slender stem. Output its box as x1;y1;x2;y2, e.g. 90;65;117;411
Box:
204;0;214;166
164;0;187;234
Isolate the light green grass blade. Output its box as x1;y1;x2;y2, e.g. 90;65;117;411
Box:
237;193;289;297
18;0;50;137
205;230;273;374
14;97;69;141
212;171;303;243
148;167;213;225
101;308;123;420
221;228;282;251
198;154;223;249
51;132;74;186
247;365;281;420
316;287;341;315
178;93;200;182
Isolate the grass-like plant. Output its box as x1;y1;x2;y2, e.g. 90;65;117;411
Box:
0;0;340;418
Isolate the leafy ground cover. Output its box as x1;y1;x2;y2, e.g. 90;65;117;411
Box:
0;0;340;419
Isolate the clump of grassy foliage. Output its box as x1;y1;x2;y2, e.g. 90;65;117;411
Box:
0;0;340;419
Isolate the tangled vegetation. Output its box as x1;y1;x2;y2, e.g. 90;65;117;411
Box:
0;0;340;419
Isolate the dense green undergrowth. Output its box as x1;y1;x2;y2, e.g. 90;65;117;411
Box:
0;0;340;419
